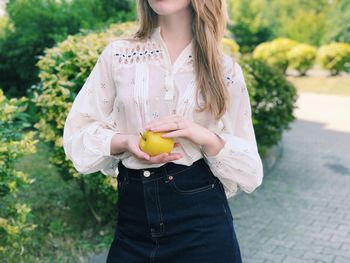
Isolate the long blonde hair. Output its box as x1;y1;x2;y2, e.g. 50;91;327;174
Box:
135;0;229;120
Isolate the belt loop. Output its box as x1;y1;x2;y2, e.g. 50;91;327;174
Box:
162;165;169;183
124;164;129;182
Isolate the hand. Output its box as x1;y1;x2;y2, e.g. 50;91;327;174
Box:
125;134;183;164
144;114;224;156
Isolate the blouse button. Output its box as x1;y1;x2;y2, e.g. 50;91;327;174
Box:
143;170;151;177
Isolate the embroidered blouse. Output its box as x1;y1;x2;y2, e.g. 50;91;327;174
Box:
62;26;263;199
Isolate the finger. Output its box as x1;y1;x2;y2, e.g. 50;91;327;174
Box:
149;152;182;163
131;145;150;160
165;153;183;161
145;115;183;130
149;152;169;163
161;129;187;139
139;152;183;165
174;142;181;148
149;123;180;132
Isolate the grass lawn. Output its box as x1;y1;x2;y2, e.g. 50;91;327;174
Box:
287;74;350;97
11;140;116;263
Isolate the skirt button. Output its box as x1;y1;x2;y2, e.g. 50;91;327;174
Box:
143;170;151;177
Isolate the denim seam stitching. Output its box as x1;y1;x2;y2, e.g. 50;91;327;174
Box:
166;161;201;176
153;180;164;236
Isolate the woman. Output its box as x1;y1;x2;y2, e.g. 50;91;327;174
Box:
63;0;263;262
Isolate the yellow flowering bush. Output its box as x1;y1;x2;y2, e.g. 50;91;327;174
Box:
317;42;350;75
221;38;240;57
0;89;38;259
253;38;299;73
287;44;317;76
33;22;137;221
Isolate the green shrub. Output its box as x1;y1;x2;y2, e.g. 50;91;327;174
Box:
0;0;135;97
241;57;297;154
0;89;38;260
288;44;317;76
33;22;137;222
253;38;299;73
317;42;350;76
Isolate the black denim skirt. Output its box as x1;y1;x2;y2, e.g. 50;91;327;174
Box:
106;158;242;263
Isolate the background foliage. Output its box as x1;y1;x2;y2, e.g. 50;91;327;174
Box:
242;57;297;155
228;0;350;52
0;89;38;260
0;0;135;98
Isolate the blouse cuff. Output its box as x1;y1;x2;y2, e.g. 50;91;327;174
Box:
102;128;128;160
100;129;130;176
101;128;118;156
201;132;254;162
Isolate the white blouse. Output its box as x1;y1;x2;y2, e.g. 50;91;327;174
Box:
62;26;263;199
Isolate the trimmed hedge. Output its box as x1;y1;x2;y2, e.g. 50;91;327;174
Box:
221;37;240;57
317;42;350;75
252;38;299;73
241;57;297;154
288;44;317;76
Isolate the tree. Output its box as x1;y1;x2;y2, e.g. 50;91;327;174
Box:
323;0;350;44
228;0;273;53
0;0;135;97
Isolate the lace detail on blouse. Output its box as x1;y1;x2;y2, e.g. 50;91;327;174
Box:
114;40;165;67
177;54;194;73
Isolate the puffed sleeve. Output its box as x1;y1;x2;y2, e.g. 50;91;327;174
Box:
202;58;263;199
63;42;126;175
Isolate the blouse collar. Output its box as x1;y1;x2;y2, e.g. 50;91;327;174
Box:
151;26;193;72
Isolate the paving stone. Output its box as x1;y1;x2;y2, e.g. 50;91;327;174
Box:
312;239;342;249
292;243;324;254
337;225;350;233
330;235;350;244
282;256;316;263
226;93;350;263
333;256;350;263
340;243;350;250
322;248;350;258
242;257;266;263
253;251;286;262
273;246;305;258
302;252;335;262
321;227;349;237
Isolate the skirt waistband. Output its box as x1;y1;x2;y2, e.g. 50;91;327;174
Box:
118;158;207;181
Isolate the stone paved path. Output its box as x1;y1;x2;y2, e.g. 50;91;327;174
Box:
228;92;350;263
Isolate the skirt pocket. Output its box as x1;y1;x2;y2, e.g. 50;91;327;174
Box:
165;162;215;195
